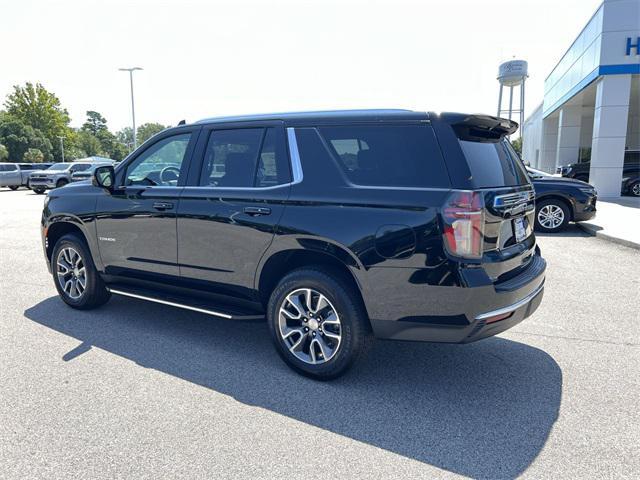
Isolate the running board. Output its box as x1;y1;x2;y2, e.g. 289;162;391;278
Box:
107;286;264;321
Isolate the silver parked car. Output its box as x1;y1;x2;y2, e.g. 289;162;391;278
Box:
70;162;115;182
0;163;53;189
28;162;95;194
0;163;22;189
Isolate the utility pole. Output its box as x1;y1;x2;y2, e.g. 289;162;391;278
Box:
118;67;143;150
57;136;65;162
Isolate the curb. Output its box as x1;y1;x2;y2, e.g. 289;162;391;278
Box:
577;223;640;250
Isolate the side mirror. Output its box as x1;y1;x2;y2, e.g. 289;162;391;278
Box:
93;165;115;190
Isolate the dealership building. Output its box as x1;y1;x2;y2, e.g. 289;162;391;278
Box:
522;0;639;197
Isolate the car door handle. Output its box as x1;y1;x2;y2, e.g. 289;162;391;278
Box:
243;206;271;216
153;201;174;210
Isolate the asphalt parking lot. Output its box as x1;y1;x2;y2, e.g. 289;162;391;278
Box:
1;188;638;479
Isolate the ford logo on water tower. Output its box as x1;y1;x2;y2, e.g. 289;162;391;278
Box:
498;60;529;86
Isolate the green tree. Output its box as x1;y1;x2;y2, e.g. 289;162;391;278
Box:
0;143;8;161
81;110;108;136
4;83;71;161
137;122;167;144
77;130;104;157
0;118;53;162
23;148;44;163
65;146;87;161
116;127;133;146
511;137;522;157
108;141;129;161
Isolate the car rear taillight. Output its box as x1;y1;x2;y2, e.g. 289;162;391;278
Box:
442;190;484;259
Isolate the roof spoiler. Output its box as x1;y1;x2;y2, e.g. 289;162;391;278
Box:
447;114;518;141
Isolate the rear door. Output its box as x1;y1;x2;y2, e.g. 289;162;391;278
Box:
177;123;291;300
95;128;199;280
433;114;535;281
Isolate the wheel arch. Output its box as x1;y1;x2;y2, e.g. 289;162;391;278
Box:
256;243;368;319
45;218;97;267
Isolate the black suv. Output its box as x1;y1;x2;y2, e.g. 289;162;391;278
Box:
42;110;546;379
559;150;640;196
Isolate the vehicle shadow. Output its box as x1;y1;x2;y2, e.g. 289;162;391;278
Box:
24;296;562;479
536;223;590;238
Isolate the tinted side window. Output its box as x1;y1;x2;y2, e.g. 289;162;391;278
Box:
459;139;529;188
200;128;290;187
319;125;450;188
255;128;290;187
0;164;18;172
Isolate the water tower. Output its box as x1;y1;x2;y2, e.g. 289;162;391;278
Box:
497;59;528;134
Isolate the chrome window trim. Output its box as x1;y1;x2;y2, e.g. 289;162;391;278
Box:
286;127;304;185
180;127;302;191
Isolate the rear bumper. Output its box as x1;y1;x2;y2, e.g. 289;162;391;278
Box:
369;253;546;343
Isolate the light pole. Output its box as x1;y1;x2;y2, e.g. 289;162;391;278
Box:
118;67;143;150
57;136;65;162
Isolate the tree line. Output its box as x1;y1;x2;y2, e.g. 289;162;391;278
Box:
0;82;168;163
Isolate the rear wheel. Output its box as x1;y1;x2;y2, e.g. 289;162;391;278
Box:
52;233;111;309
9;185;19;190
33;187;45;194
267;267;372;380
535;199;570;233
629;181;640;197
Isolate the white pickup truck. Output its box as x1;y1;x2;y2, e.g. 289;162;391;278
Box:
0;163;53;190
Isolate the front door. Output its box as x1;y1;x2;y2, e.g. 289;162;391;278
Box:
177;124;291;300
95;129;199;281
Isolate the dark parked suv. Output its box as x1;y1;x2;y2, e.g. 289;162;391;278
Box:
41;110;546;379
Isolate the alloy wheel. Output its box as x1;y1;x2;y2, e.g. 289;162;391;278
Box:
278;288;342;365
632;183;640;197
537;204;565;230
56;247;87;299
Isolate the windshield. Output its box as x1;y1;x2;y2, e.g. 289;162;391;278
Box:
46;163;71;171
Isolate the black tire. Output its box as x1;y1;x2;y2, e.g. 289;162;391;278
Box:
9;185;19;190
629;181;640;197
56;179;69;188
534;198;570;233
51;233;111;310
33;188;45;194
267;267;373;380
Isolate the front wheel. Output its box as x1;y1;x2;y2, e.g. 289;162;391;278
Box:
9;185;19;190
32;188;45;194
629;181;640;197
56;179;69;188
267;268;372;380
535;199;570;233
52;233;111;309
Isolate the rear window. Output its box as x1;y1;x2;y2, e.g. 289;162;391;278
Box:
459;139;529;188
318;125;450;188
0;164;17;172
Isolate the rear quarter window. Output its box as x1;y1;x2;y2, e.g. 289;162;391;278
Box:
459;139;529;188
318;124;450;188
